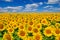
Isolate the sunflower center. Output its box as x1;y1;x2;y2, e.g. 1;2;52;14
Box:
25;20;28;23
46;29;51;34
20;31;25;36
33;29;38;33
20;25;24;29
55;29;60;34
37;25;40;28
29;21;33;25
9;29;13;32
0;24;4;29
28;26;32;31
43;20;46;23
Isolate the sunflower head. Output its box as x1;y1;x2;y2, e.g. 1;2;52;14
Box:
43;27;53;37
3;33;13;40
0;22;5;31
33;33;42;40
53;28;60;36
17;29;27;39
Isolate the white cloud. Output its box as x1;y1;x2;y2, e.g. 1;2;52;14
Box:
0;6;24;12
43;5;60;12
49;7;60;11
23;3;39;12
47;0;60;4
39;2;43;5
0;2;41;12
44;5;53;8
0;3;39;12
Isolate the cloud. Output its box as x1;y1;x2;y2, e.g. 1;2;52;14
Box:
47;0;60;4
23;3;39;12
2;0;12;2
44;5;53;8
0;3;39;12
0;6;24;12
43;5;60;12
39;2;43;5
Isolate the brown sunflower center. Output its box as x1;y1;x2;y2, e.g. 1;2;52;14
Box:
9;29;13;32
28;26;32;31
43;20;46;23
29;21;33;25
19;31;25;36
37;25;40;28
46;29;51;34
33;28;38;33
20;25;24;29
55;29;60;34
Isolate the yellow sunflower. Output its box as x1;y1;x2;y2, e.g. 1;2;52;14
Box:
43;27;53;37
32;27;39;35
53;28;60;36
55;23;60;28
3;33;13;40
17;29;27;39
26;25;34;33
7;27;14;34
35;23;42;30
18;23;26;30
28;20;34;26
33;33;42;40
0;22;5;31
41;18;48;25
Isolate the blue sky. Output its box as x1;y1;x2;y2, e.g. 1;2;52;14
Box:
0;0;60;12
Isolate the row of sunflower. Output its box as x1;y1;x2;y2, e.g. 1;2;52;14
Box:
0;13;60;40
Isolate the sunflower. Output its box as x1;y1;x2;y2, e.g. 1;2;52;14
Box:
18;23;26;30
35;23;42;30
33;33;42;40
43;27;53;37
32;27;39;35
17;29;27;39
41;18;48;25
3;33;13;40
7;27;14;34
26;25;33;33
53;28;60;36
55;35;60;40
0;22;5;31
28;20;34;26
55;23;60;28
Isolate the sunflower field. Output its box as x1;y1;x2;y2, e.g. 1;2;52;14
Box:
0;13;60;40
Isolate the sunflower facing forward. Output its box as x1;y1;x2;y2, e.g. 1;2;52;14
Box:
43;27;53;37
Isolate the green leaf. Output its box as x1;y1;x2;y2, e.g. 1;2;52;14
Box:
0;32;3;37
28;33;33;37
2;29;7;34
51;21;56;25
0;37;3;40
14;28;19;32
42;24;48;28
14;36;23;40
